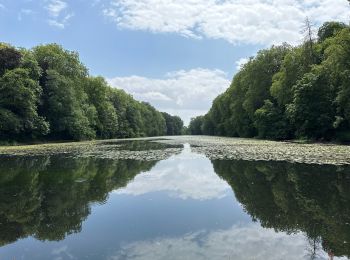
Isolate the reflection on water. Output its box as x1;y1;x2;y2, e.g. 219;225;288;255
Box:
213;160;350;260
112;224;311;260
0;155;157;246
115;144;230;200
0;141;349;259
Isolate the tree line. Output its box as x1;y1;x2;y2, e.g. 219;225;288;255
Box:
0;43;184;143
189;21;350;142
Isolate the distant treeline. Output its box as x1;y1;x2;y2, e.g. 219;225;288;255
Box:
0;43;183;143
189;22;350;142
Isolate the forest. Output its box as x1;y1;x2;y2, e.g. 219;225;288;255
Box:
189;21;350;142
0;43;183;143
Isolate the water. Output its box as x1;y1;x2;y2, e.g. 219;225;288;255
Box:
0;140;349;259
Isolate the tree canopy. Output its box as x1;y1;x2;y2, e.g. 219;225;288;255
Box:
162;112;184;136
189;22;350;142
0;43;183;142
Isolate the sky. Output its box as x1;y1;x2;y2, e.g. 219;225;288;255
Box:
0;0;349;124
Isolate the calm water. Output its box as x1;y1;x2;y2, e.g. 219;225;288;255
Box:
0;140;349;260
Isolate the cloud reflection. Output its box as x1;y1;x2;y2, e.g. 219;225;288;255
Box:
109;223;343;260
115;144;231;201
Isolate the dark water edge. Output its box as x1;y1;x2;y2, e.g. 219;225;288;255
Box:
0;140;349;259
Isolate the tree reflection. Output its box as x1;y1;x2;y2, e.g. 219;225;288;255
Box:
0;155;157;246
212;160;350;258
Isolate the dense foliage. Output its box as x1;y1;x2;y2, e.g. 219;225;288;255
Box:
162;112;184;135
189;22;350;141
0;43;183;142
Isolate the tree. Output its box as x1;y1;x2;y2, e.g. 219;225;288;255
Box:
140;102;166;136
242;45;290;120
0;44;49;141
162;112;184;135
287;67;335;139
254;100;291;139
0;42;183;142
33;44;95;140
197;21;350;141
318;22;347;42
84;77;118;139
188;116;204;135
302;18;317;66
0;69;49;140
0;43;22;76
33;44;87;79
270;48;309;106
109;89;143;138
321;27;350;140
41;70;95;140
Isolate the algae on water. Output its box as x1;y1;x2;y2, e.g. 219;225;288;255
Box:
0;136;350;165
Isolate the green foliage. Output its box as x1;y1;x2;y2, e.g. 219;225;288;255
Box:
188;116;204;135
162;112;184;135
0;43;22;76
33;44;95;140
270;47;309;106
33;44;87;79
318;22;347;42
254;100;291;139
287;67;335;139
0;43;182;142
41;70;95;140
189;22;350;141
242;45;291;119
109;89;142;138
226;74;255;137
181;126;189;135
0;68;49;140
140;102;166;137
84;77;118;139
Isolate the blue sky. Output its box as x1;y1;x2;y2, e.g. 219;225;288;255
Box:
1;0;349;123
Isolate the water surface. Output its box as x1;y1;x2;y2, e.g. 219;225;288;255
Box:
0;139;349;259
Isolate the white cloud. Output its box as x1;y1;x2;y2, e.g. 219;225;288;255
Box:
48;19;65;29
109;224;336;260
51;245;76;260
115;144;231;200
48;13;73;29
45;0;73;29
139;91;172;102
235;57;250;70
103;0;350;45
46;0;67;17
107;68;230;124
